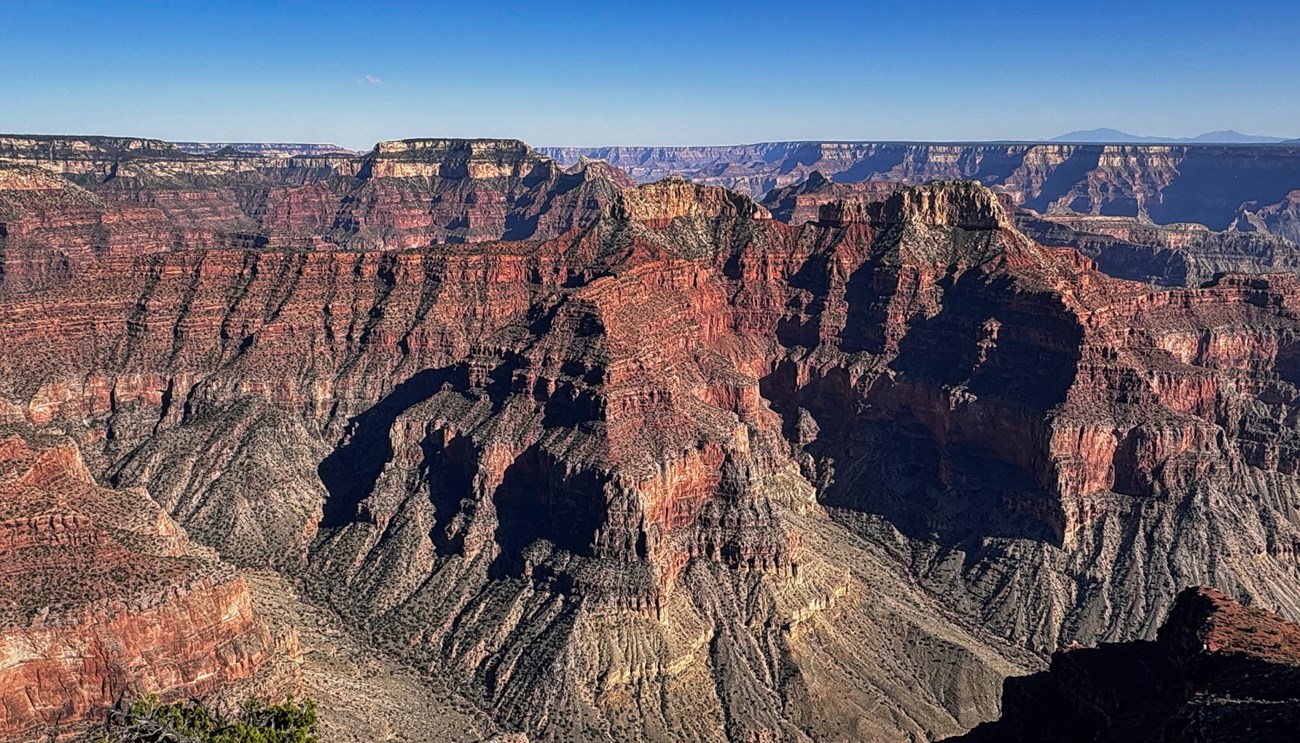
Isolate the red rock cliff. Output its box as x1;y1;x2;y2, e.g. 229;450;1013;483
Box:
949;586;1300;742
0;427;283;740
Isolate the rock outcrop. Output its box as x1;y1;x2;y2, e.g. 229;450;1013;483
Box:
949;587;1300;742
763;170;1300;287
0;425;292;741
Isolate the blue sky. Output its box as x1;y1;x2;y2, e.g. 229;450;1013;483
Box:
2;0;1297;147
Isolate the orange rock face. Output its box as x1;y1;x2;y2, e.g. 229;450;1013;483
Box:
0;428;279;740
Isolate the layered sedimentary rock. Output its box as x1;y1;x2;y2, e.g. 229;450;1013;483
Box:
5;136;1300;741
950;587;1300;742
763;170;1300;287
761;171;906;226
0;135;628;293
544;141;1300;233
1236;188;1300;243
1017;211;1300;286
0;425;289;741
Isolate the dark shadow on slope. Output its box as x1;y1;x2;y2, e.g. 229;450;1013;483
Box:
777;143;829;175
838;253;891;354
775;253;832;349
1015;213;1190;286
420;431;477;553
815;413;1060;546
1021;147;1104;214
835;147;909;183
890;271;1082;409
489;443;608;578
962;149;1026;187
1147;148;1300;230
761;268;1082;546
317;366;468;528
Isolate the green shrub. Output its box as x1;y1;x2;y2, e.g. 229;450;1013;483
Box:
96;694;319;743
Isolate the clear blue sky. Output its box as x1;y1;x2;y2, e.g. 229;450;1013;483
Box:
3;0;1297;148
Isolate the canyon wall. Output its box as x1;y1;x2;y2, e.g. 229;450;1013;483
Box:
544;141;1300;237
762;172;1300;287
3;136;1300;740
0;135;629;292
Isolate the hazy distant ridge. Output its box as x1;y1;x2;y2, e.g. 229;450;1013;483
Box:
1050;128;1291;144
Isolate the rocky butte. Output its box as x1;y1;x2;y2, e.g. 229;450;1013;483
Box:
1;135;1300;740
761;169;1300;288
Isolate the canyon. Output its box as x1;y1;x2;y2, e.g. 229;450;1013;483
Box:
2;134;1300;741
543;141;1300;241
760;173;1300;287
0;423;292;740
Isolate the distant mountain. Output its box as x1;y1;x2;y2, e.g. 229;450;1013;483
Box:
1050;128;1291;144
1049;128;1170;143
1189;129;1293;144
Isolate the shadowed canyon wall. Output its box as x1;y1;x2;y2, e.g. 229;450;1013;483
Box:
949;587;1300;742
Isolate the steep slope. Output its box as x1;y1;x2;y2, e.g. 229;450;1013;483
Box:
4;137;1300;741
761;182;1300;657
949;587;1300;742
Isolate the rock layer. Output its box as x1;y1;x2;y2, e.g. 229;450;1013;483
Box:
546;141;1300;234
0;135;629;293
0;426;287;741
762;170;1300;288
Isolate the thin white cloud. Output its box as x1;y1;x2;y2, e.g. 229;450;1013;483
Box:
364;75;382;85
